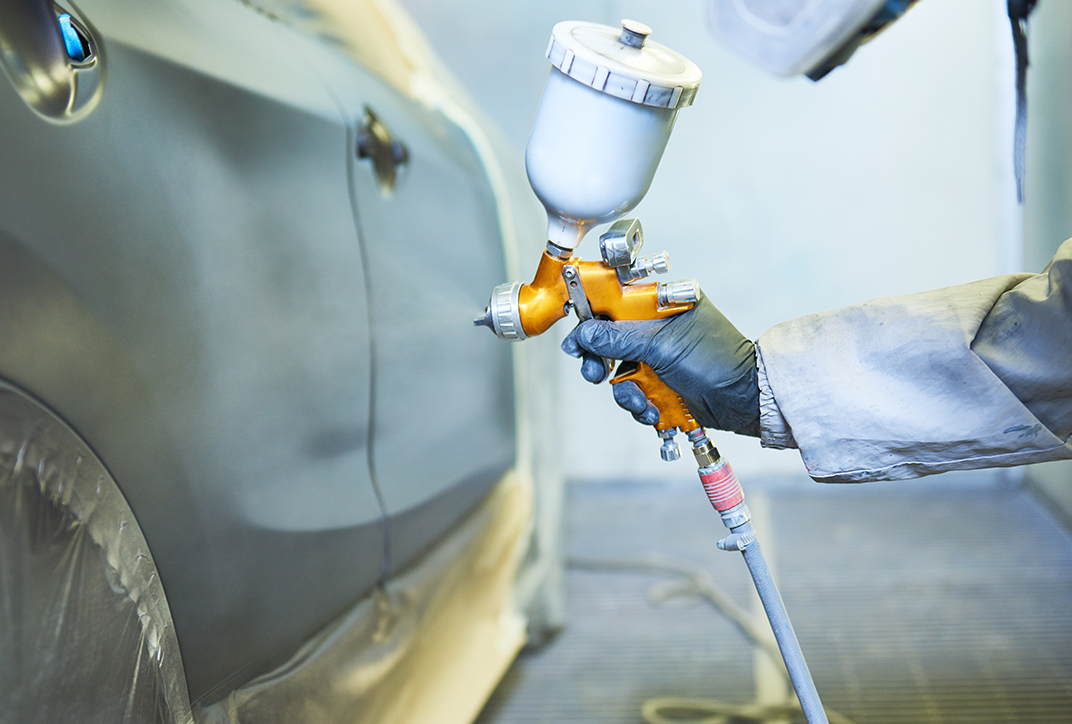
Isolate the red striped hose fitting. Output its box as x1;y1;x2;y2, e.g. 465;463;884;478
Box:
699;460;744;512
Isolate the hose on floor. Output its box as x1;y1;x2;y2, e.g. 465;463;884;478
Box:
567;557;857;724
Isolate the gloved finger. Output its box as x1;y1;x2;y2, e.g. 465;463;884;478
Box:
634;401;660;426
560;324;585;358
580;352;611;384
612;381;660;426
573;318;666;363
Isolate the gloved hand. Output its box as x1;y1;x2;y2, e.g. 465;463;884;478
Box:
561;294;761;437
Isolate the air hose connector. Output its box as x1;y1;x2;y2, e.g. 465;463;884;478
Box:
698;459;745;512
689;436;718;468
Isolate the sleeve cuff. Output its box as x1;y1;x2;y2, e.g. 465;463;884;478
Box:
755;342;797;450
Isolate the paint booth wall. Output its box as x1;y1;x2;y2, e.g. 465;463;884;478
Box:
402;0;1025;481
1023;0;1072;521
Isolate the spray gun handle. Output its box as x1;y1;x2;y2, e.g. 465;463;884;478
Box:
610;360;699;434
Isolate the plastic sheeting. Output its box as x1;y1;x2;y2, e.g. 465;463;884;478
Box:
0;381;192;724
196;469;532;724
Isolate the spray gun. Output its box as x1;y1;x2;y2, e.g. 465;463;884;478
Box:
476;20;829;723
474;213;701;458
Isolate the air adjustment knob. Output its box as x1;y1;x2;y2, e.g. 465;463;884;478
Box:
658;428;682;461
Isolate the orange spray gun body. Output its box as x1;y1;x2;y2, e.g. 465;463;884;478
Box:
474;218;704;460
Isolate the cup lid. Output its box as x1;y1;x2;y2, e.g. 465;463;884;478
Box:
545;20;702;109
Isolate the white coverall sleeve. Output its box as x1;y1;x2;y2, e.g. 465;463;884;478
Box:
755;238;1072;483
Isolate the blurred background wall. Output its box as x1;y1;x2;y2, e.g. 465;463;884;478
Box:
401;0;1064;483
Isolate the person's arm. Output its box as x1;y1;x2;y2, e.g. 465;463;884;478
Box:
758;238;1072;481
566;239;1072;482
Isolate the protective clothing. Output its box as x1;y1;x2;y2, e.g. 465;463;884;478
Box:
759;238;1072;482
562;295;761;437
567;239;1072;483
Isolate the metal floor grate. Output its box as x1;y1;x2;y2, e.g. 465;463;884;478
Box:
477;474;1072;724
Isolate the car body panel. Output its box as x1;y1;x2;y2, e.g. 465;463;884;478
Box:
0;0;519;705
346;86;516;572
0;39;387;697
0;11;386;701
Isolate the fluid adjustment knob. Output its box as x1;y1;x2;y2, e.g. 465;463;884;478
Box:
658;279;700;308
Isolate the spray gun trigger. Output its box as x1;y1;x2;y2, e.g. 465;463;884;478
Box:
562;265;615;384
562;265;594;320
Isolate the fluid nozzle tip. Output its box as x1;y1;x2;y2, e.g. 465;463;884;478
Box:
474;308;493;330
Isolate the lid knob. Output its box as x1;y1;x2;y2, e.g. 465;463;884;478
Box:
618;19;652;49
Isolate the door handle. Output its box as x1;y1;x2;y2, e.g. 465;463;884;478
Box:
356;107;408;194
0;0;103;122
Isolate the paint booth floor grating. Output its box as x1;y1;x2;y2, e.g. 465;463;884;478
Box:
476;474;1072;724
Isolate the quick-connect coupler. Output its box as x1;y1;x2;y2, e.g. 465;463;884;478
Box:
699;459;744;513
687;429;755;549
700;460;756;546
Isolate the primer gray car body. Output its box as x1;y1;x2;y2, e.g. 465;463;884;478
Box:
0;0;522;710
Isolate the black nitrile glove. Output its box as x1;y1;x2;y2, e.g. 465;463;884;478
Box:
561;294;761;437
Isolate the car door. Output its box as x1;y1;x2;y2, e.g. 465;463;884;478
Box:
340;78;517;573
0;0;386;700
